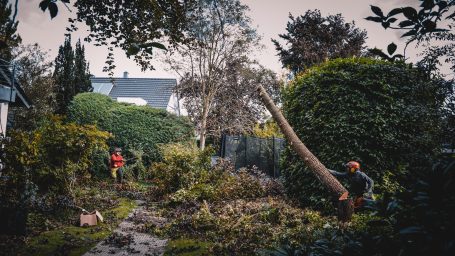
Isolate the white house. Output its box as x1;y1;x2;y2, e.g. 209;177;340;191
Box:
90;72;187;116
0;59;32;137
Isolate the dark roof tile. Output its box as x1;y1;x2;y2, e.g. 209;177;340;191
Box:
90;77;176;109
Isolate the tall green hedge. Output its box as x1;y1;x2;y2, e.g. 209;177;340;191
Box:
281;58;447;211
68;93;194;164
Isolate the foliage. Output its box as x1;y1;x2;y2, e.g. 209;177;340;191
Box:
10;43;56;130
67;92;114;125
23;197;136;256
253;120;284;138
281;58;448;211
273;10;367;75
149;143;214;196
1;116;110;196
67;93;194;164
164;238;211;256
264;157;455;256
366;0;455;74
39;0;197;74
0;0;21;61
53;35;92;114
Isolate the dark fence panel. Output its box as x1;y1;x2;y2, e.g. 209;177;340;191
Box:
220;135;285;178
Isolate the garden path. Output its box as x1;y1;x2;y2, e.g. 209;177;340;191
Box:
83;200;168;256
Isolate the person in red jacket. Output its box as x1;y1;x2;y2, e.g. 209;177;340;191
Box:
110;147;125;183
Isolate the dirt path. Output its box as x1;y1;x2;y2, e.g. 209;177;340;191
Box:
84;200;168;256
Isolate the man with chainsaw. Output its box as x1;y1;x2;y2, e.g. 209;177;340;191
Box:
110;147;125;183
329;161;374;208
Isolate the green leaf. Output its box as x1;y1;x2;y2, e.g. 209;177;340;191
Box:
388;8;403;17
387;18;398;23
420;0;435;10
148;42;167;51
402;7;418;21
48;2;58;19
371;5;384;17
365;16;383;23
39;0;49;12
422;20;436;31
387;42;397;55
399;20;414;27
126;44;140;56
381;21;390;29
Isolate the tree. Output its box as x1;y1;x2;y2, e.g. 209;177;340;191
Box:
73;39;92;94
280;58;448;212
53;36;92;114
10;44;56;130
38;0;196;74
0;0;21;61
165;0;278;150
53;35;74;114
366;0;455;153
366;1;455;74
273;10;367;75
257;85;353;222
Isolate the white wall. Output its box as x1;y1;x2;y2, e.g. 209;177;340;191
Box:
167;93;188;116
0;103;8;137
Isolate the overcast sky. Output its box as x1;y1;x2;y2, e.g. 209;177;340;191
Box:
14;0;420;79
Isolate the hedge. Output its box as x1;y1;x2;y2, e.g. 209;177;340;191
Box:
281;58;448;211
67;93;194;164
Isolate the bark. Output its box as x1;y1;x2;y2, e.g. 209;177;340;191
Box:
257;85;353;222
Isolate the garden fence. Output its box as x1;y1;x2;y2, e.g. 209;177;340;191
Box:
220;135;285;178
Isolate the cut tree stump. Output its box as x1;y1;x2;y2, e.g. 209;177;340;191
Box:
257;85;354;222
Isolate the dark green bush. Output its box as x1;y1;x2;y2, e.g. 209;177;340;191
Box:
67;93;194;164
281;58;448;211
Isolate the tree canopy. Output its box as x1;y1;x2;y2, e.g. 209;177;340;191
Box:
165;0;280;149
0;0;21;61
273;10;367;75
53;36;92;114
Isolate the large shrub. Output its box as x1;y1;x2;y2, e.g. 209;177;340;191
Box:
281;58;448;210
1;116;110;195
67;93;194;163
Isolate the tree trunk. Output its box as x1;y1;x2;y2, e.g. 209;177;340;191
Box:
257;85;353;222
199;105;209;150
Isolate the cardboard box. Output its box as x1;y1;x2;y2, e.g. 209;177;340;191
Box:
80;210;104;227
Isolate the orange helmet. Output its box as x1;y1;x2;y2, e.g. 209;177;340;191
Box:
345;161;360;173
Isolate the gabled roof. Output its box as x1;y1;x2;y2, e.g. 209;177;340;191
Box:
0;59;32;108
90;77;176;109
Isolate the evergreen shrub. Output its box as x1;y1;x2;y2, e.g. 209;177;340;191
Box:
68;93;194;164
281;58;447;211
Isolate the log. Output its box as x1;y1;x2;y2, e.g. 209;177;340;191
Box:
257;85;353;222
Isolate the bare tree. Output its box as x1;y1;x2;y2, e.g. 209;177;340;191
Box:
164;0;262;149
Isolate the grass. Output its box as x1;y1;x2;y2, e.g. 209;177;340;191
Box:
164;238;212;256
23;198;136;256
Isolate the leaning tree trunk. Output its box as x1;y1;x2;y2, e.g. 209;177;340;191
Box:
257;85;353;222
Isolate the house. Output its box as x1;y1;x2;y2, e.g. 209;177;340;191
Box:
0;59;32;137
90;72;186;116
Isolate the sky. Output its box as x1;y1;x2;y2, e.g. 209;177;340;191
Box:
14;0;422;79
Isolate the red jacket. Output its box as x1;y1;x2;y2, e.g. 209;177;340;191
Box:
111;154;124;168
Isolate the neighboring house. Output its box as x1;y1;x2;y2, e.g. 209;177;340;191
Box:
0;59;32;137
90;72;186;116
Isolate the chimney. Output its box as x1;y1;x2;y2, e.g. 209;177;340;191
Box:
123;71;129;78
